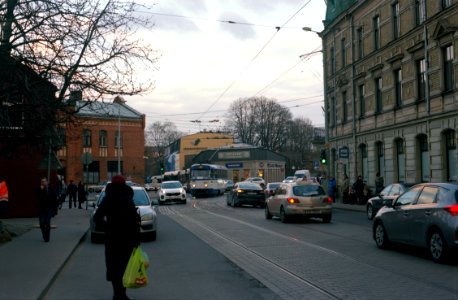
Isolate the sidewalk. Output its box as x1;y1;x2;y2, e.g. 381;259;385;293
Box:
0;207;90;300
0;201;364;300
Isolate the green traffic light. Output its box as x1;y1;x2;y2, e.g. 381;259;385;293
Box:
321;158;327;164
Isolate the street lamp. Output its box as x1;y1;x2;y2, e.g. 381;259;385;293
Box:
114;96;126;175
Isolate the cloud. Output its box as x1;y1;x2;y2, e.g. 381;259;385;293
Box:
149;0;208;32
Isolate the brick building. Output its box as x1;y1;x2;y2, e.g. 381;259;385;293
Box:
321;0;457;189
58;96;145;184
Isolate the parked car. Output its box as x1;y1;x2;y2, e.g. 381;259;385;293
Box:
265;182;281;197
225;180;234;192
265;182;332;223
282;176;297;183
227;182;265;208
158;181;187;204
373;183;458;263
245;177;266;187
90;186;158;243
366;183;411;220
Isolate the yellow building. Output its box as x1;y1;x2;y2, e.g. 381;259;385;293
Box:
164;132;234;171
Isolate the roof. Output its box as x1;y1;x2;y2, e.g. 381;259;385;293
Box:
75;101;143;120
324;0;357;26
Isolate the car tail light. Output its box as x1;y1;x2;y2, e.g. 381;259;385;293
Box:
287;198;299;204
237;189;244;193
444;205;458;216
323;197;332;204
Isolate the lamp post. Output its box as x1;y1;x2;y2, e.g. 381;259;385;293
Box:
114;96;126;175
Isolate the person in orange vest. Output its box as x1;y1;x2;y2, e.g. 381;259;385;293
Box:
0;175;8;217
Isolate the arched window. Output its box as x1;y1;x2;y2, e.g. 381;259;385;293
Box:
359;144;368;181
99;130;107;147
417;134;430;182
443;130;457;182
395;138;405;183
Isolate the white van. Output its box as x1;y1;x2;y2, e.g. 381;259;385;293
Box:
294;170;311;181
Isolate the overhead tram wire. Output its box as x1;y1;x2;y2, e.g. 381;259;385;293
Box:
195;0;313;121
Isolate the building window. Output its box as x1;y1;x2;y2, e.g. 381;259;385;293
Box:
444;130;457;182
330;47;335;75
417;58;427;102
443;45;454;92
360;144;368;182
83;129;92;147
395;138;405;183
99;130;107;147
375;77;383;114
357;27;364;60
376;141;385;176
359;84;365;118
442;0;452;9
84;161;100;184
394;68;403;107
114;130;123;148
57;127;66;147
415;0;426;25
342;91;348;124
341;38;346;67
418;135;430;182
331;96;337;127
373;15;380;50
108;161;123;179
392;2;400;39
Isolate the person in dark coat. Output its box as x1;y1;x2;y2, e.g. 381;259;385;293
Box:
352;176;365;205
94;175;140;300
77;181;86;209
67;180;77;209
36;177;57;242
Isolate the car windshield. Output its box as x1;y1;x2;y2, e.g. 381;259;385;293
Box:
268;183;280;190
97;188;150;206
293;185;325;197
162;182;182;189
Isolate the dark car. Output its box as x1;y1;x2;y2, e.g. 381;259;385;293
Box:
366;183;411;220
264;182;281;197
373;183;458;263
227;182;265;208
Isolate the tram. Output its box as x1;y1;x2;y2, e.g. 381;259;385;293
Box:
190;164;228;197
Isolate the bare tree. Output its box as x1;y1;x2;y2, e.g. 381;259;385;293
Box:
226;97;292;151
0;0;159;149
145;120;183;169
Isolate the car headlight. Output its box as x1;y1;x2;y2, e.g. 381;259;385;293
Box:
192;184;196;188
141;213;154;221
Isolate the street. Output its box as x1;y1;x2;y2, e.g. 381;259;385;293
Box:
44;193;458;300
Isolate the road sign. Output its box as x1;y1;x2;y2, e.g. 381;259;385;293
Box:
80;152;93;165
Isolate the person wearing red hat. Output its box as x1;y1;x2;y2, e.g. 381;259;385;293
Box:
94;175;140;300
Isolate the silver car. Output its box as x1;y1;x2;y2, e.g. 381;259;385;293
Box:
90;186;158;243
373;183;458;263
265;182;332;223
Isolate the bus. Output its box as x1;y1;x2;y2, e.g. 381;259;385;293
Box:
190;164;228;197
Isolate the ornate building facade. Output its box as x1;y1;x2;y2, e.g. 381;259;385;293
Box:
321;0;457;188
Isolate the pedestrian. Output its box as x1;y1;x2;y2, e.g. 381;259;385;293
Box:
67;180;77;209
36;177;57;242
297;176;311;185
341;174;350;204
352;176;365;205
58;179;67;209
328;176;337;203
0;175;9;217
375;172;384;194
77;181;86;209
93;175;140;300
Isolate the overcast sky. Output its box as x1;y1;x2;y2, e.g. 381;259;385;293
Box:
128;0;326;134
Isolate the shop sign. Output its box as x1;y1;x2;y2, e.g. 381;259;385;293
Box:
226;163;243;168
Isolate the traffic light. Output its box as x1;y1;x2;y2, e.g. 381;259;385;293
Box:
320;149;327;165
160;163;164;174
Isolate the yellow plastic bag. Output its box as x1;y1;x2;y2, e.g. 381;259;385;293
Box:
123;246;149;288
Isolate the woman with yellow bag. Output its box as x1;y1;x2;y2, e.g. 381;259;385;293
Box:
94;175;141;300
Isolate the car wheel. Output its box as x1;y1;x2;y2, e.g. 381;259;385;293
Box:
374;222;390;249
322;214;332;223
280;206;288;223
231;197;237;207
428;229;449;263
367;204;374;220
265;205;272;219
